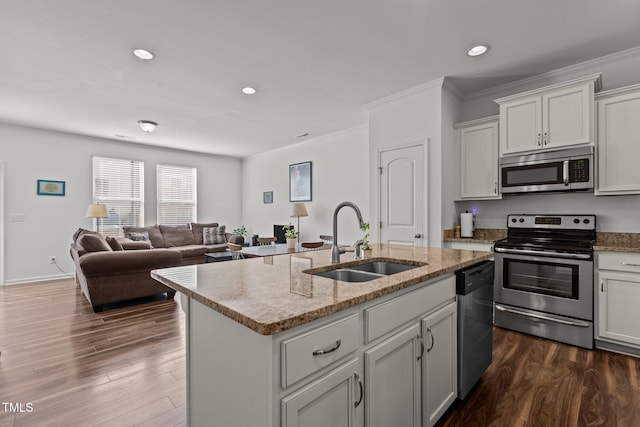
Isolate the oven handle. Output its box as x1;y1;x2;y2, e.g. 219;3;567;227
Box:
495;304;591;327
493;246;592;260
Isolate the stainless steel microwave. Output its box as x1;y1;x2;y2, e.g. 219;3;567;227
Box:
499;146;593;193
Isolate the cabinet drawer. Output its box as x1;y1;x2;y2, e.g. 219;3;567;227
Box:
281;314;359;388
365;275;455;343
598;252;640;273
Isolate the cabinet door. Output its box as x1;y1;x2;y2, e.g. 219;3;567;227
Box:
281;358;363;427
542;84;593;149
598;271;640;346
596;88;640;195
422;302;457;427
499;96;541;155
459;120;501;199
365;324;421;427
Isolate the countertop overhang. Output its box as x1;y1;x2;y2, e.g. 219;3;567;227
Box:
151;244;492;335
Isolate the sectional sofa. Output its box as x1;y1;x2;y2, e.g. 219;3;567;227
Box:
70;223;244;312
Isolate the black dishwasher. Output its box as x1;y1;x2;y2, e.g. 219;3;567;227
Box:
456;260;494;400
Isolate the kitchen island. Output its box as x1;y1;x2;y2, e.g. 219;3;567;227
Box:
152;244;492;427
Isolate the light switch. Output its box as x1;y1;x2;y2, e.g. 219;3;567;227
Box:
9;213;26;222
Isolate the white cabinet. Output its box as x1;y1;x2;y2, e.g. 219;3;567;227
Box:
282;359;362;427
456;116;501;200
495;74;600;156
422;302;457;427
595;252;640;354
365;324;421;427
595;84;640;195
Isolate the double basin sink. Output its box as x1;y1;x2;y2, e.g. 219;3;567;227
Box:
310;260;425;282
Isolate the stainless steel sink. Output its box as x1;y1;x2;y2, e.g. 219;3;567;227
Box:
310;261;423;283
313;269;384;282
349;261;419;275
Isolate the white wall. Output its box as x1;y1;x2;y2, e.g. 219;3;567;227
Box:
454;46;640;232
367;79;446;246
0;123;242;284
241;126;369;246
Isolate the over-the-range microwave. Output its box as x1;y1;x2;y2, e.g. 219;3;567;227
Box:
499;146;593;194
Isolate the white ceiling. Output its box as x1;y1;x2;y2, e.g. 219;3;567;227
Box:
2;1;640;158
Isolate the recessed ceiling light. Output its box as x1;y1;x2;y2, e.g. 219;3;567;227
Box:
242;87;257;95
138;120;158;133
466;44;490;57
133;48;155;60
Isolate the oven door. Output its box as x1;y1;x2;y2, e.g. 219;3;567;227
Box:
494;251;593;320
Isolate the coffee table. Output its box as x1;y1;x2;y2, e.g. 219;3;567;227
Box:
204;251;233;262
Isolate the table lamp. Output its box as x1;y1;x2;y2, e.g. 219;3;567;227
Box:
289;203;308;239
86;203;108;231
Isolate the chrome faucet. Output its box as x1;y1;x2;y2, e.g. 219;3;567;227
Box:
332;202;365;263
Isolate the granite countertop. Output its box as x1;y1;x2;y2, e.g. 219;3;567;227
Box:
594;232;640;253
151;244;492;336
443;228;506;244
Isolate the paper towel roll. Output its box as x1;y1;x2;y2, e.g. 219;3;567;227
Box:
460;213;474;237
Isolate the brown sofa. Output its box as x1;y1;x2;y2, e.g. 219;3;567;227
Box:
70;223;244;312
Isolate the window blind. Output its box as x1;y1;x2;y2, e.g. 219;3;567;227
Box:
92;156;144;236
157;164;197;225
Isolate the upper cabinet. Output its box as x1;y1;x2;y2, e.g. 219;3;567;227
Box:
595;84;640;195
495;74;601;156
456;116;501;200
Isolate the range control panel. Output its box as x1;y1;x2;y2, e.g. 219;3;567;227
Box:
507;214;596;230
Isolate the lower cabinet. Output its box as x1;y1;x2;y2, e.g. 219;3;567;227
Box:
422;302;457;427
595;252;640;355
365;324;422;427
281;358;362;427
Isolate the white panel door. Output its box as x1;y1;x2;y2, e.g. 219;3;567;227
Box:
379;144;424;246
499;96;541;155
543;84;592;149
598;271;640;346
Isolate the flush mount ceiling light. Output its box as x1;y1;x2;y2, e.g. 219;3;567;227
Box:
466;44;490;57
138;120;158;133
241;87;257;95
133;48;155;60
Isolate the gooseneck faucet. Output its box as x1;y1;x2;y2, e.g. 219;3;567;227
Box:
332;201;365;263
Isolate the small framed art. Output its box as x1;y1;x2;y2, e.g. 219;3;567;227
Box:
37;179;65;196
263;191;273;204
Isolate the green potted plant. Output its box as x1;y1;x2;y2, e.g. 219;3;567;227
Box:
232;225;247;237
282;223;298;249
361;222;372;256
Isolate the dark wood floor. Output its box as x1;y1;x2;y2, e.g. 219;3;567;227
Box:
1;279;639;426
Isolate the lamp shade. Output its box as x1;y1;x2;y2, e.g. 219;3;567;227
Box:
85;203;108;218
290;203;308;218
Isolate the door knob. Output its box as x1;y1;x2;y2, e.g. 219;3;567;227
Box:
414;233;422;238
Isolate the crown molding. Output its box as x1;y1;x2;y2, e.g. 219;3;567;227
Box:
465;45;640;101
365;77;445;110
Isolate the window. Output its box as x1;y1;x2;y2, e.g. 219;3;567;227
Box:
92;156;144;236
157;164;197;225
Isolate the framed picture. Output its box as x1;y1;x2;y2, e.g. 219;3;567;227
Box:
289;161;312;202
263;191;273;204
37;179;65;196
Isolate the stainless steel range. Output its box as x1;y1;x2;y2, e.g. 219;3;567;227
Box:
493;214;596;349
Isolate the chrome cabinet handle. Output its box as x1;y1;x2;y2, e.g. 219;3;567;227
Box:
544;131;548;145
621;262;640;267
417;335;425;360
426;328;434;352
414;233;422;238
312;339;341;356
354;372;364;408
600;278;604;292
494;182;497;194
537;133;542;146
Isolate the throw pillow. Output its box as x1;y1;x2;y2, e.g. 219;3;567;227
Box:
191;222;219;245
105;236;124;251
125;231;154;248
78;234;112;252
203;225;227;245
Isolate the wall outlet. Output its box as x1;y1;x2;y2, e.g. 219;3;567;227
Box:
49;256;56;264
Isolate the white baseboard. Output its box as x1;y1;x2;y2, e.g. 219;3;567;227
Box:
3;273;74;286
